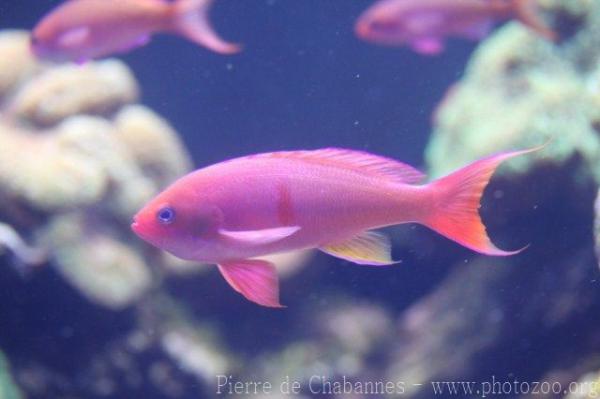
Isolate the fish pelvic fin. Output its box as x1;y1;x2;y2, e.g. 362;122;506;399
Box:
511;0;556;41
423;147;541;256
218;259;284;308
320;231;399;266
171;0;241;54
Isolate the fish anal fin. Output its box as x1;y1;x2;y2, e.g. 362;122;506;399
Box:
320;231;398;266
219;226;300;246
251;149;425;184
218;259;284;308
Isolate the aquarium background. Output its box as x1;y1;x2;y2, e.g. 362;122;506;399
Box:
0;0;599;398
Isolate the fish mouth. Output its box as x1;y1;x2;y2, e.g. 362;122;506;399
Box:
355;20;370;38
131;217;142;235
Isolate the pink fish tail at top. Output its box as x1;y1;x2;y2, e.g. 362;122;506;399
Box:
171;0;241;54
510;0;556;41
421;148;540;256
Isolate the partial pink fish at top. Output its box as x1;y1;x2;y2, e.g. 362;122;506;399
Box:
31;0;240;63
131;147;538;308
355;0;555;55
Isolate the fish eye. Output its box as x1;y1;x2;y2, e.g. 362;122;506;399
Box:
156;206;175;225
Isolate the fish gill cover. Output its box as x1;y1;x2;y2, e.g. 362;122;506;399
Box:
0;0;598;398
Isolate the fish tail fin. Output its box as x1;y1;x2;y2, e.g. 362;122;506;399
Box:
171;0;241;54
423;147;539;256
511;0;556;41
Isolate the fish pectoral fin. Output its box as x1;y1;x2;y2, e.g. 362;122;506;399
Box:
320;231;399;266
411;37;444;55
58;26;91;48
218;226;300;246
218;259;284;308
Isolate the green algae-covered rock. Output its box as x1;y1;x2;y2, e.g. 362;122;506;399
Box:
0;352;23;399
425;0;600;181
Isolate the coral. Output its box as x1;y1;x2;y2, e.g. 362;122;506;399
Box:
0;222;46;267
0;31;38;99
420;2;600;397
0;123;108;211
161;326;229;383
425;0;600;180
0;29;192;309
248;302;395;391
0;28;315;398
114;105;192;188
10;60;138;127
43;213;152;309
566;370;600;399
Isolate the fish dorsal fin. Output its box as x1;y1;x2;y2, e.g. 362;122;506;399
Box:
320;231;399;266
254;149;425;184
219;226;300;246
218;259;283;307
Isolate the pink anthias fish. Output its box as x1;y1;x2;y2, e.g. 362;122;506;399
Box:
355;0;555;55
31;0;239;63
132;148;535;308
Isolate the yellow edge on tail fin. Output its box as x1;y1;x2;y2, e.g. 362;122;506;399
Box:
424;144;545;255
